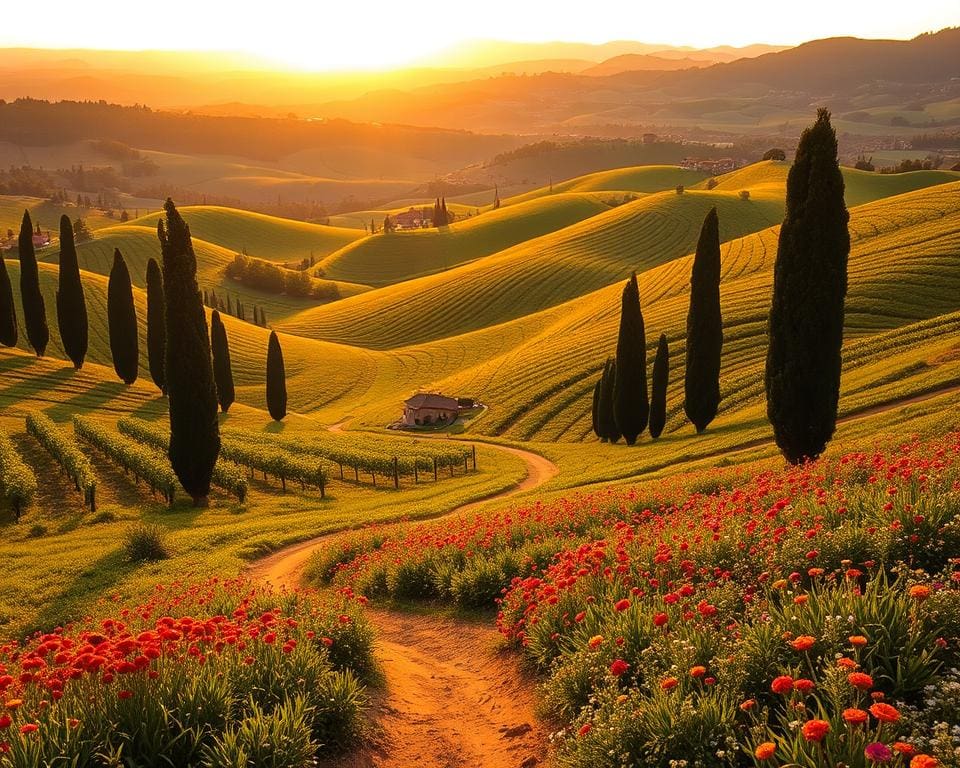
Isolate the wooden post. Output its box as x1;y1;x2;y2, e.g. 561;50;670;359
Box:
372;470;376;487
339;463;344;480
463;454;468;473
472;445;477;470
450;462;454;478
354;465;359;482
414;464;418;483
319;471;325;500
433;457;438;482
393;457;399;489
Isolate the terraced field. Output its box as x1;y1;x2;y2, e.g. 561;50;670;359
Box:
130;205;363;262
318;193;613;286
281;188;786;347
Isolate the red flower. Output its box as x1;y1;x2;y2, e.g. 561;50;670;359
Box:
614;599;630;612
848;672;873;690
870;703;900;723
789;635;816;652
609;659;629;677
19;723;38;734
801;719;830;742
771;675;794;694
754;742;776;760
843;708;868;725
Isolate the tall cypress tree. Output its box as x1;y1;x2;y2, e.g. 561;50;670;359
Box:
613;272;648;445
159;199;220;506
591;376;602;439
766;109;850;464
210;310;235;413
0;253;17;347
107;249;138;385
18;211;48;356
598;357;620;443
684;207;723;433
145;257;166;394
266;330;287;421
649;333;670;439
56;214;88;369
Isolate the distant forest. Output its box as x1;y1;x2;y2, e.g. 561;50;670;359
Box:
0;99;514;162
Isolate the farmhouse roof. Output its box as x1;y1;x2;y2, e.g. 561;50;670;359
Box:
405;393;459;410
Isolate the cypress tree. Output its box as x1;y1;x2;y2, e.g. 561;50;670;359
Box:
210;310;235;413
18;211;48;356
598;357;620;443
226;294;232;315
145;257;166;393
765;109;850;464
158;199;220;506
266;330;287;421
591;376;601;439
0;253;17;347
261;307;268;327
107;249;138;385
56;214;88;369
649;333;669;439
684;206;723;433
613;272;649;445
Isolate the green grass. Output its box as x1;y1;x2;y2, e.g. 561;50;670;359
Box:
130;205;363;263
319;193;613;286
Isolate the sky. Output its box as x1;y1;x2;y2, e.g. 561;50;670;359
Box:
0;0;956;70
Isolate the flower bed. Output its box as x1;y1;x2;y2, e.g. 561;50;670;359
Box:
0;578;373;766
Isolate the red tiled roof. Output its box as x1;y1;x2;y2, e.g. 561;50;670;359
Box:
404;393;459;410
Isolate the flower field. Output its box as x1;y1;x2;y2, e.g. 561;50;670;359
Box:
0;579;373;766
311;433;960;766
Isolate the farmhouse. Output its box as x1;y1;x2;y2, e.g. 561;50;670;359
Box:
402;393;460;426
394;207;432;229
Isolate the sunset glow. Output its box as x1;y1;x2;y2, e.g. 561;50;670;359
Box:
0;0;956;70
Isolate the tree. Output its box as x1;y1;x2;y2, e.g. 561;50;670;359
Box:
56;215;88;369
591;377;601;439
158;199;220;506
649;334;669;439
684;207;723;433
765;109;850;464
762;148;787;161
266;330;287;421
597;357;620;443
107;249;138;384
72;218;91;243
0;251;16;347
210;310;235;413
145;257;166;393
613;272;648;445
18;211;48;356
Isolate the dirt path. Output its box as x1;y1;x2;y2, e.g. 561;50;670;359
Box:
248;442;558;589
249;440;557;767
325;610;546;768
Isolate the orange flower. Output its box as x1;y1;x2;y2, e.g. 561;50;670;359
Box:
909;585;931;601
848;671;874;690
801;719;830;742
842;707;868;725
789;635;816;652
849;635;868;647
3;701;21;711
689;665;707;678
660;677;679;691
910;756;937;768
794;678;815;693
869;702;900;723
837;657;859;670
894;742;917;756
588;635;604;649
740;699;756;711
754;742;776;760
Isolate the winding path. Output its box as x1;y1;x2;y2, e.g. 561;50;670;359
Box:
250;440;558;768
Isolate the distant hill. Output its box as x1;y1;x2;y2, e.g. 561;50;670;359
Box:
583;55;710;76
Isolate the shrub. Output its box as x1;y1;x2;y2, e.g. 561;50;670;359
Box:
123;523;170;562
738;189;750;200
200;696;316;768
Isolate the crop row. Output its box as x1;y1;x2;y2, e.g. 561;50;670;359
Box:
0;431;37;521
216;431;327;496
25;412;97;510
73;416;177;505
116;417;248;502
222;427;474;486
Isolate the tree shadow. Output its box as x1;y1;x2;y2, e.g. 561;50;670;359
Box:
0;365;74;411
46;380;128;421
25;548;135;637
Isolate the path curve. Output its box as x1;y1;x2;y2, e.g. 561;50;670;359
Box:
247;441;558;591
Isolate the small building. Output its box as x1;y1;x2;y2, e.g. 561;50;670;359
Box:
402;393;460;427
393;207;432;230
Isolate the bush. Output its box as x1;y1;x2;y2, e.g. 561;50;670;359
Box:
123;523;170;562
762;147;786;161
738;189;750;200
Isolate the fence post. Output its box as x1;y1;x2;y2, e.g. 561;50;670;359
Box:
319;470;325;500
472;444;477;470
372;470;376;487
393;457;399;489
414;464;419;483
433;457;438;482
463;454;468;473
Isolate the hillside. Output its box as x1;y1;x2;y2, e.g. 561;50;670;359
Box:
279;188;786;347
319;193;613;286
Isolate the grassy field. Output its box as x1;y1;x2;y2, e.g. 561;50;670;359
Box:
2;160;960;643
